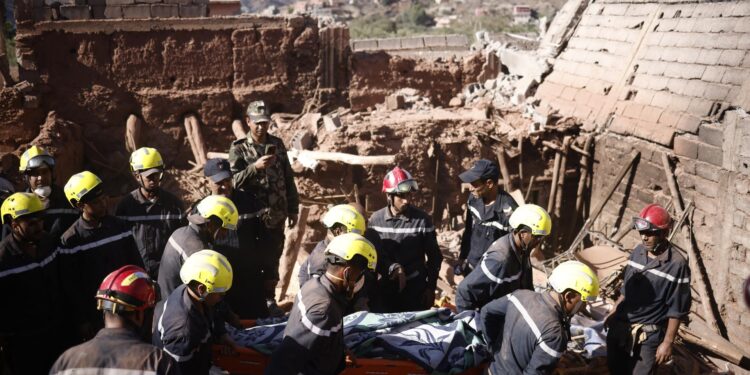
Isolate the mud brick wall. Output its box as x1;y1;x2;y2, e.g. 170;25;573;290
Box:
18;0;208;22
535;0;750;356
11;16;337;169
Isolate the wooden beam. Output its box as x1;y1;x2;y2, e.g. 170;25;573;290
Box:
125;114;142;153
497;147;513;191
278;206;310;300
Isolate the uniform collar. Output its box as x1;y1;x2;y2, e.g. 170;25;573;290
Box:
636;243;672;266
95;327;141;340
384;205;412;222
4;232;54;260
320;274;349;307
541;292;565;317
133;188;161;205
76;215;108;231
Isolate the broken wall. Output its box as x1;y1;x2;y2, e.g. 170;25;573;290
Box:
536;0;750;353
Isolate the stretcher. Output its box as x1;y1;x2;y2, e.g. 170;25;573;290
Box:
212;321;488;375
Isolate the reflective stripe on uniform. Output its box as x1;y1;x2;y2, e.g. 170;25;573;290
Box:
507;294;562;358
239;208;269;220
52;369;156;375
157;298;210;363
117;214;183;222
627;261;690;284
167;236;189;261
58;231;134;255
0;249;59;279
296;290;341;337
46;208;79;215
480;254;522;285
370;226;435;234
469;206;509;231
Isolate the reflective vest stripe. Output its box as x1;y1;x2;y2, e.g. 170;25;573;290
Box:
508;294;563;358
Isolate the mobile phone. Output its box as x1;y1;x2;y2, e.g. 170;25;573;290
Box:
265;144;277;156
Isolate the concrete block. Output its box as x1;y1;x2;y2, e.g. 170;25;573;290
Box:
351;40;377;51
106;0;134;5
122;4;150;18
697;143;723;166
693;174;719;198
446;35;469;47
668;95;692;112
103;5;123;18
91;5;105;17
721;68;747;86
696;163;721;182
385;94;405;110
677;114;701;133
657;110;680;127
499;49;548;79
703;84;730;101
701;66;725;83
696;49;722;65
688;98;713;117
151;4;178;17
178;4;205;16
135;0;161;3
322;114;341;132
698;124;723;147
291;129;314;150
423;35;447;47
720;49;746;67
59;5;91;19
377;39;401;50
640;105;663;123
164;0;191;5
651;91;672;108
400;37;425;50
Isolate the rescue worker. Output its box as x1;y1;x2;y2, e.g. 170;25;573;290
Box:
455;159;518;274
204;158;268;319
266;233;378;375
116;147;185;278
59;171;144;342
228;100;300;311
154;250;241;375
480;261;600;374
156;194;238;301
50;265;178;375
455;204;551;312
298;203;367;287
605;204;691;375
18;146;77;238
0;193;69;374
368;166;443;312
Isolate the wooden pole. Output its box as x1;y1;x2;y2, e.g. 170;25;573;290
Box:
279;206;310;300
432;143;440;224
547;150;562;213
563;151;640;254
497;147;513;191
184;115;207;166
570;134;593;242
125;115;142;153
661;154;721;335
524;176;536;203
231;119;247;140
553;136;572;251
517;135;525;193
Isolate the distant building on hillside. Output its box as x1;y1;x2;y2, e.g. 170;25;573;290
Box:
512;5;533;24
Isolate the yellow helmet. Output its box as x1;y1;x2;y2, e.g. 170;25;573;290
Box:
548;261;600;302
324;233;377;272
19;146;55;173
129;147;164;173
322;204;366;234
190;195;238;230
509;204;552;236
64;171;103;207
1;192;45;224
180;250;233;293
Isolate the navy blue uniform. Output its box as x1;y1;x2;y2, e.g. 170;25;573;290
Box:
460;191;517;268
39;184;79;239
480;290;567;374
607;243;691;375
115;188;185;278
298;238;328;287
157;223;211;301
0;233;69;374
51;328;178;375
59;216;144;340
214;191;268;319
154;284;227;375
266;275;347;375
367;205;443;312
455;233;532;312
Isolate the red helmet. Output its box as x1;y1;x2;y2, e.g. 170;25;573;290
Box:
382;167;418;194
633;204;671;232
96;265;158;313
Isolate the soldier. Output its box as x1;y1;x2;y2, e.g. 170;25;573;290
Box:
455;159;518;275
116;147;185;278
368;167;443;312
228;100;300;311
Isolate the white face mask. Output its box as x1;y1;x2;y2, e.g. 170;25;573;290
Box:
570;300;584;315
352;277;364;294
34;186;52;200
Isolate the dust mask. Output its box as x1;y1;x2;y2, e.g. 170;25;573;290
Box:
34;186;52;200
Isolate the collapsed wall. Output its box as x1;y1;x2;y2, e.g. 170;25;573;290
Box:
536;0;750;352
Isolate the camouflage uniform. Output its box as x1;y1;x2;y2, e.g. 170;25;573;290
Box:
228;101;299;299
